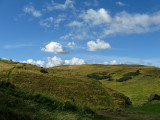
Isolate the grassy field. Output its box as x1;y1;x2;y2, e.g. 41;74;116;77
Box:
1;59;160;119
0;59;131;110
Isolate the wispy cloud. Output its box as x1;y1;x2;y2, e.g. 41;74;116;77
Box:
46;0;74;11
68;41;76;49
23;5;42;17
84;0;99;7
65;8;160;40
4;44;33;49
39;15;66;29
116;1;125;6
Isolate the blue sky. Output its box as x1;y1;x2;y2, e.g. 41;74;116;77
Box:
1;0;160;67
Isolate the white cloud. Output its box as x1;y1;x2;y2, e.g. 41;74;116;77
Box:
87;39;111;51
3;44;33;49
39;17;54;28
23;5;42;17
22;59;45;67
67;21;83;27
47;0;74;11
103;61;109;65
65;57;86;65
80;8;112;25
46;56;85;67
46;56;64;67
1;58;8;60
41;42;68;54
103;60;119;65
40;15;66;29
68;41;76;49
67;9;160;39
110;60;119;65
116;1;125;6
60;33;73;39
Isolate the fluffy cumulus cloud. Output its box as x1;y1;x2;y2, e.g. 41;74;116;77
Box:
41;42;68;54
116;1;125;6
22;59;45;67
46;56;64;67
68;41;76;49
65;8;160;39
23;5;42;17
65;57;85;65
110;60;118;65
47;0;74;11
21;56;85;68
103;60;119;65
46;56;85;67
80;8;112;25
87;39;111;51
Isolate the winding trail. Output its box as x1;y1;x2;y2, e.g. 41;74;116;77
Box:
8;66;16;83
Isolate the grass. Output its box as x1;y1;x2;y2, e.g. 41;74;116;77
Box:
4;62;128;109
0;81;115;120
1;59;160;119
126;101;160;116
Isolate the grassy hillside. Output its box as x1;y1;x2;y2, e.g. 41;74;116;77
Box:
0;81;115;120
50;64;160;105
1;59;160;119
1;59;160;106
0;59;131;110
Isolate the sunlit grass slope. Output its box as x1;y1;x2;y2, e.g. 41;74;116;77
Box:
2;59;158;108
63;64;160;105
0;59;130;110
47;64;160;105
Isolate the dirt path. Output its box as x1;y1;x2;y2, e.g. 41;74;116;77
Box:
95;110;160;120
8;66;16;83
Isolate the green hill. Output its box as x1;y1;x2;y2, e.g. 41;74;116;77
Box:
1;59;160;119
0;59;131;110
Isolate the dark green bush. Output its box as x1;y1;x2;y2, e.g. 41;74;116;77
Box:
123;70;140;77
116;76;132;82
87;73;110;80
40;69;48;73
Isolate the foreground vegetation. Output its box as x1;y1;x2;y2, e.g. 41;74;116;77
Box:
0;81;114;120
1;59;160;119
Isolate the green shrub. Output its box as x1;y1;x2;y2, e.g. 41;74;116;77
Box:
40;69;48;73
123;70;140;77
116;76;132;82
63;100;77;111
87;73;110;80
